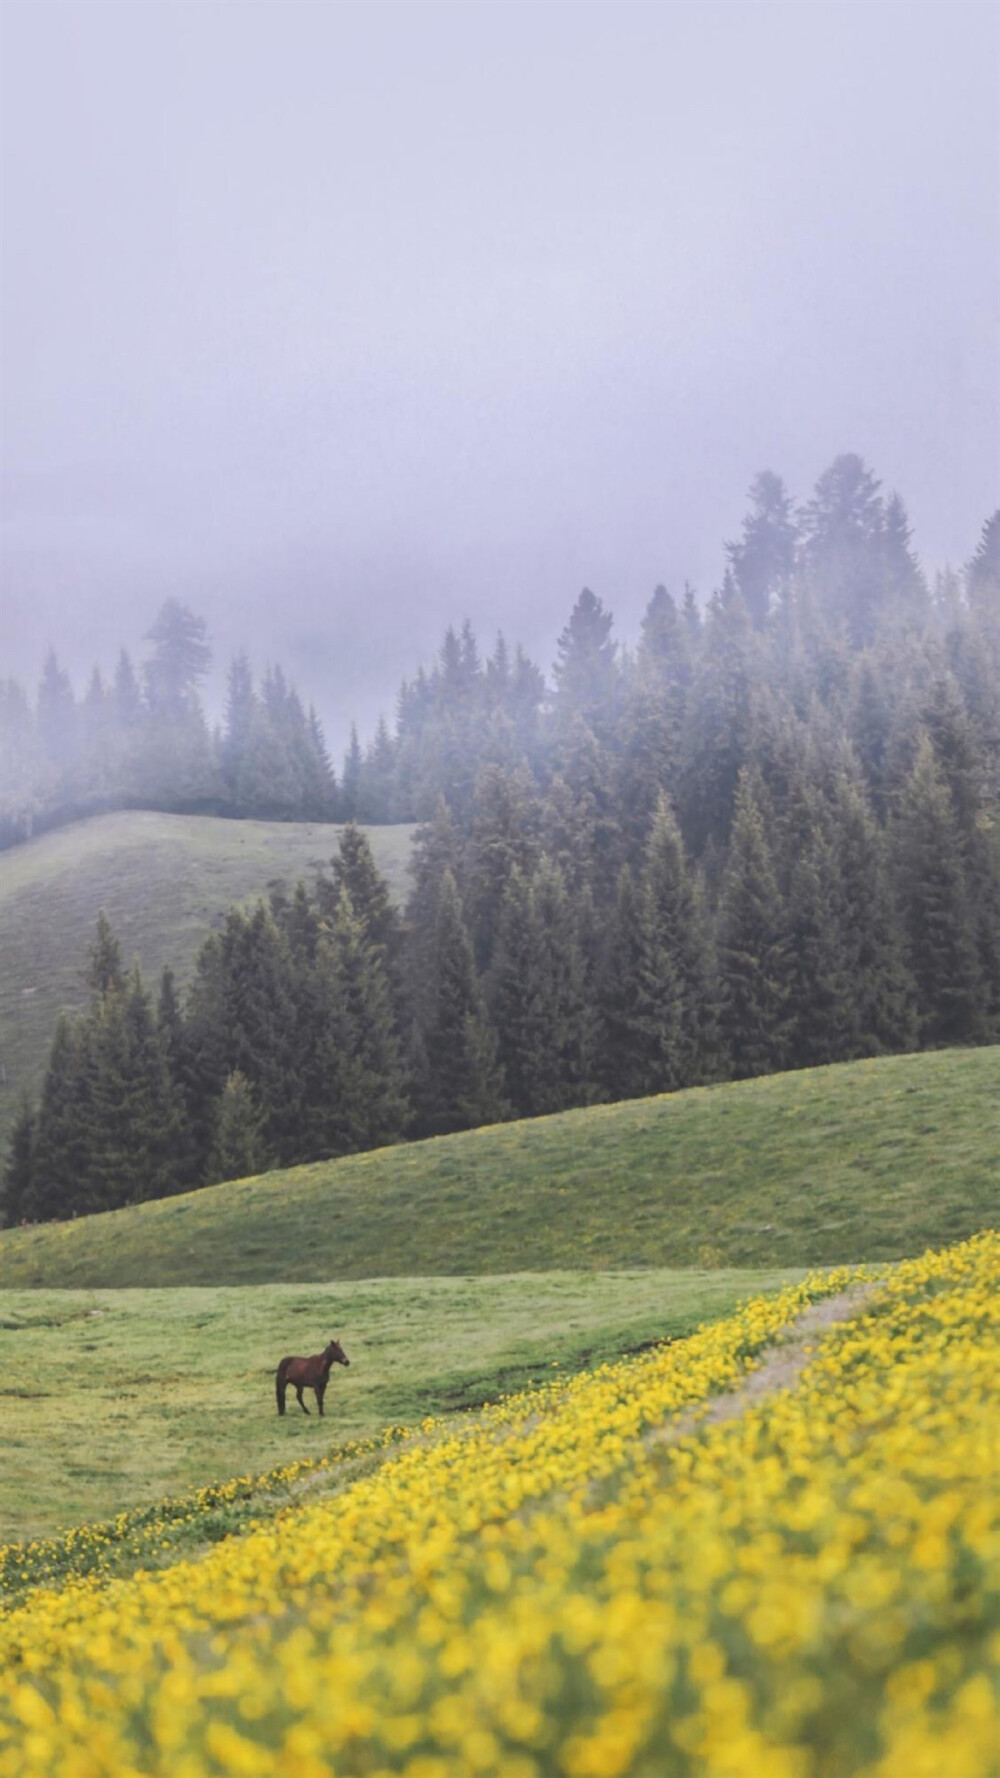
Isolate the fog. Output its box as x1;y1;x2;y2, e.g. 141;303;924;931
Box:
2;1;996;750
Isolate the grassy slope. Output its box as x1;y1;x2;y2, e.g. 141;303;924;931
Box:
0;1266;802;1541
2;1047;996;1291
0;810;415;1145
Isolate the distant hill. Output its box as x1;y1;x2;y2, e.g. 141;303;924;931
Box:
2;1047;995;1289
0;811;416;1148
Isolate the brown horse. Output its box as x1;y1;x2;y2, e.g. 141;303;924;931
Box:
275;1338;350;1416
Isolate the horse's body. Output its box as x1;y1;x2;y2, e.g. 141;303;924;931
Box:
276;1338;350;1415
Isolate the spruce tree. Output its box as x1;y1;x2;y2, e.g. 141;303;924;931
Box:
340;725;363;820
417;869;508;1135
465;765;540;970
802;454;887;644
323;821;398;961
893;735;984;1045
717;768;790;1078
156;964;201;1189
832;773;917;1055
88;912;125;999
221;653;257;801
680;592;755;856
553;588;619;737
489;861;589;1117
27;1015;91;1220
726;470;798;630
643;794;716;1085
3;1096;36;1226
206;1072;268;1184
304;891;408;1157
83;967;187;1208
186;903;304;1166
598;864;680;1102
965;510;1000;625
784;817;856;1067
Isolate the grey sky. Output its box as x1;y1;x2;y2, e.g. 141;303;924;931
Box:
2;1;997;751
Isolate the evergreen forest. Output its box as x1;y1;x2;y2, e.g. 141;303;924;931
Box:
4;455;999;1223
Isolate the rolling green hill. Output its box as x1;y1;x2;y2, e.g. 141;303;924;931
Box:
0;811;415;1147
2;1047;995;1290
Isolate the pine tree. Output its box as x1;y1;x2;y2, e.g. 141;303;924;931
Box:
88;912;125;999
81;667;116;801
186;903;305;1165
156;964;201;1188
403;796;464;1031
303;891;408;1157
553;588;619;737
82;967;187;1208
206;1072;267;1184
784;817;856;1067
965;509;999;624
221;653;257;800
489;860;589;1116
680;592;755;855
305;707;339;820
726;470;798;629
802;454;887;646
893;735;984;1045
322;821;398;961
643;794;716;1084
341;725;363;820
143;600;212;717
598;864;680;1101
359;716;395;821
617;586;688;848
27;1015;91;1220
881;492;929;624
717;769;790;1078
3;1096;36;1226
416;869;508;1135
830;773;917;1055
550;716;624;903
465;765;540;970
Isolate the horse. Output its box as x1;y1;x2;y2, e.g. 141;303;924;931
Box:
275;1338;350;1416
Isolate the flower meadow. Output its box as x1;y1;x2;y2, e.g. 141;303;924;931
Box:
1;1232;997;1778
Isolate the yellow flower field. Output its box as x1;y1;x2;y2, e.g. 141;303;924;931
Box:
1;1233;997;1778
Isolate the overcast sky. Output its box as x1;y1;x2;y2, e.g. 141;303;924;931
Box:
2;1;997;750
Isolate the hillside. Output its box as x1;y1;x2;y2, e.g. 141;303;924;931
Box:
0;810;415;1147
2;1046;995;1289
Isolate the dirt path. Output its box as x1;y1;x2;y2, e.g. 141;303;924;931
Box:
646;1282;882;1451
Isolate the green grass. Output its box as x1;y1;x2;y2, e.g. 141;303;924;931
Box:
0;1266;800;1542
2;1047;996;1291
0;810;415;1147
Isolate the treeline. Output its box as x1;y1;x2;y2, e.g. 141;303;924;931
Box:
5;455;1000;1221
0;601;339;846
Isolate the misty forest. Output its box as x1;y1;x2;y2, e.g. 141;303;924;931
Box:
4;454;998;1224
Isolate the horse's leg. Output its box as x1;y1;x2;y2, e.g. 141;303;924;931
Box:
295;1384;310;1415
276;1366;286;1416
316;1382;326;1416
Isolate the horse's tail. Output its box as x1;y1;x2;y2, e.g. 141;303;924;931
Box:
276;1359;289;1416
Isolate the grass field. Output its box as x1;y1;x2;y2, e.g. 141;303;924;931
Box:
0;1266;805;1541
3;1236;996;1778
2;1046;996;1290
0;810;415;1147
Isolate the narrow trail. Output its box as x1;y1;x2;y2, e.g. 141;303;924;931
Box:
646;1282;882;1452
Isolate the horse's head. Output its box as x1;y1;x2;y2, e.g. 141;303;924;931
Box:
325;1339;350;1367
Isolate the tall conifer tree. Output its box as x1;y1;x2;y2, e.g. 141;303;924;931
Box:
717;768;790;1078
